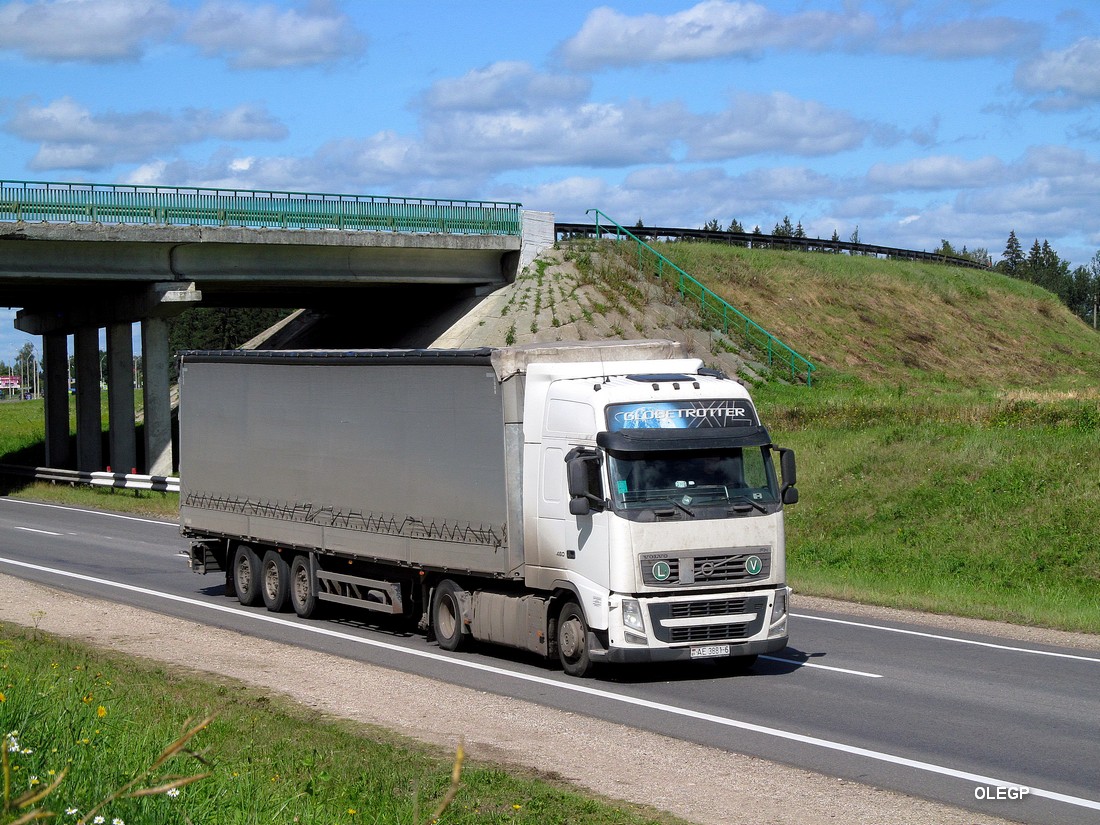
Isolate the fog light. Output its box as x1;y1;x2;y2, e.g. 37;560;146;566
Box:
622;598;646;633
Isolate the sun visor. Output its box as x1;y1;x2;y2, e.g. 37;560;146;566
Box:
597;426;773;452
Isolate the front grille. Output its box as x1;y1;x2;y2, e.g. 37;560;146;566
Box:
641;549;770;587
648;595;768;644
671;624;751;643
671;598;750;618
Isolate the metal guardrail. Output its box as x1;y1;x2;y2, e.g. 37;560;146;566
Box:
583;209;818;386
0;463;179;493
0;179;522;236
555;222;992;270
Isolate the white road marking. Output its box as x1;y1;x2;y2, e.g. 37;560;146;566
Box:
0;497;177;527
12;526;63;536
759;654;882;678
794;613;1100;664
2;555;1098;815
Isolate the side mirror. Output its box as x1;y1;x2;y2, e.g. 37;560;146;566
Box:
777;447;798;506
566;449;605;515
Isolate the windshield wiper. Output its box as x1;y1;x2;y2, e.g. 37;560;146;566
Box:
657;497;695;518
728;495;766;514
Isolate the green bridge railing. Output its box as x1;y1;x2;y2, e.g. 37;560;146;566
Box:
0;180;522;236
586;209;817;386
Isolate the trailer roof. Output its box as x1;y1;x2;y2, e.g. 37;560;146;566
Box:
180;340;687;380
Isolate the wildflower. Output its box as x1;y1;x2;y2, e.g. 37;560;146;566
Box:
65;807;79;816
512;803;522;810
112;818;125;825
347;809;356;815
97;706;107;718
82;693;94;704
93;817;105;824
30;775;40;786
0;691;5;702
166;788;180;799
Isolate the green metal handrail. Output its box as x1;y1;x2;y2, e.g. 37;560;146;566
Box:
585;209;817;386
0;179;522;236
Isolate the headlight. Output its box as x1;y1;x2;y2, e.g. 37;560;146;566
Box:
622;598;646;633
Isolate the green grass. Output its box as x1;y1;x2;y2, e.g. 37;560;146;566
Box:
0;626;682;825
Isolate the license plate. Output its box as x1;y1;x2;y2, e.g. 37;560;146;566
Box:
690;644;730;659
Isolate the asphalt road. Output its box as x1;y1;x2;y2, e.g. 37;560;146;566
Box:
2;496;1098;825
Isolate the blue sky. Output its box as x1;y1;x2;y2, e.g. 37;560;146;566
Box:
2;0;1100;364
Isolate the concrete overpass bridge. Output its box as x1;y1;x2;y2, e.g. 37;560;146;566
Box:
1;180;550;476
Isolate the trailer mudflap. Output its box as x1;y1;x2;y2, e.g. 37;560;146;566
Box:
188;542;225;575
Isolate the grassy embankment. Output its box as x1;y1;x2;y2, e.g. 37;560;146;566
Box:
0;625;680;825
651;243;1100;633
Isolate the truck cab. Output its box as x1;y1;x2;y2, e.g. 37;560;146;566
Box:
521;361;795;675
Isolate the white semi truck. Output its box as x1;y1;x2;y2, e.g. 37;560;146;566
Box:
179;340;798;676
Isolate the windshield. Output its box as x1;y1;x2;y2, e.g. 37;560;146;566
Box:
606;447;779;514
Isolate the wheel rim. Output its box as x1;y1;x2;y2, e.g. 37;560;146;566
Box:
559;615;584;661
437;594;458;640
292;564;309;604
235;554;252;592
263;560;279;600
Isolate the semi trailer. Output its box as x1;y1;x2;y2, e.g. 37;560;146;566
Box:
179;340;798;676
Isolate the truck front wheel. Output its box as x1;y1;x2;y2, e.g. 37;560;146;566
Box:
431;579;468;652
556;601;593;677
232;544;262;606
261;550;290;612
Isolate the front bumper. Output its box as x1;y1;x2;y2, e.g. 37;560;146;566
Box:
596;585;790;664
599;634;787;664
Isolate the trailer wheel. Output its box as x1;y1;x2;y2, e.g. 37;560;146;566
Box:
289;554;320;618
261;550;290;612
232;544;262;606
431;579;468;652
556;601;593;677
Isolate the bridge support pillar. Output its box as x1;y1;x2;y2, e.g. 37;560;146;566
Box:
74;326;103;472
106;322;137;475
43;333;70;468
141;317;173;476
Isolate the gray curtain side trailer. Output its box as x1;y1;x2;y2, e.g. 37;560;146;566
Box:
179;341;795;677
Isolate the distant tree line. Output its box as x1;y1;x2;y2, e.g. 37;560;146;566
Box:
996;230;1099;327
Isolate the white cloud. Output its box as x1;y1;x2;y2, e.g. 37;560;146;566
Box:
185;1;365;69
688;92;872;159
0;0;364;69
880;17;1037;59
5;96;287;171
0;0;177;62
867;155;1006;190
559;0;875;69
1016;38;1100;110
421;61;590;112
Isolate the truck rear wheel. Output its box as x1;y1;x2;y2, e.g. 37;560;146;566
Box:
556;601;593;677
232;544;262;606
261;550;290;612
289;554;320;618
431;579;468;651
